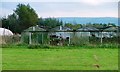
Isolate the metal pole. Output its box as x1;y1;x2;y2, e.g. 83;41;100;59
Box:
29;32;32;44
100;31;103;44
69;36;70;46
42;33;43;44
37;33;38;44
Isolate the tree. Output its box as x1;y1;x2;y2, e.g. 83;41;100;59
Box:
38;17;44;26
64;23;73;29
64;23;81;30
38;18;63;30
73;24;81;30
7;13;19;33
2;18;9;29
14;4;38;33
108;23;116;27
2;13;20;33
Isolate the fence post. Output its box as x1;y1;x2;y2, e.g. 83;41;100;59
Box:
100;31;103;44
42;33;43;44
29;32;32;44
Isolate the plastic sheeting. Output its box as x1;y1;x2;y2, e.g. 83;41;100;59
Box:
0;28;13;36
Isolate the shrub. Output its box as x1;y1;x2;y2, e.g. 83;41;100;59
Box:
97;44;118;48
27;44;50;49
1;44;10;48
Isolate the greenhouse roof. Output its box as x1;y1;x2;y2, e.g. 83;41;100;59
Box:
0;28;13;36
23;26;119;32
103;26;118;32
77;27;99;32
24;25;46;32
50;26;72;31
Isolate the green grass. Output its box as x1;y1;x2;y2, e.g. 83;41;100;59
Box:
2;46;118;70
0;47;2;71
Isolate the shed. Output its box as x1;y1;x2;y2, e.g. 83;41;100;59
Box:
49;26;91;45
102;26;118;38
50;26;72;38
69;27;97;45
21;25;48;44
49;26;72;45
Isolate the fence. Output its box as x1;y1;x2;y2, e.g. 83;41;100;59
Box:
21;31;118;46
0;31;119;46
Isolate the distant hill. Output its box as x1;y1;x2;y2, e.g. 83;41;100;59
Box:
56;17;118;25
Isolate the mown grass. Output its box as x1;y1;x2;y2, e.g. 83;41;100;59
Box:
0;46;2;71
2;46;118;70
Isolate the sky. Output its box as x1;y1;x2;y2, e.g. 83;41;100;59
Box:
0;0;119;18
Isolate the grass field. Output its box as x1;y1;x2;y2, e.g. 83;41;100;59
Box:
2;46;118;70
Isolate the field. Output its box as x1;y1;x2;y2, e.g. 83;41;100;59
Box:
2;46;118;70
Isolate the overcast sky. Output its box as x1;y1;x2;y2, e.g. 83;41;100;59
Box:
0;0;119;18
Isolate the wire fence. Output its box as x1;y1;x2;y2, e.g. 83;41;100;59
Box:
0;31;119;46
21;31;118;46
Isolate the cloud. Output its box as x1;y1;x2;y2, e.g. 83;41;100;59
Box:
81;0;101;6
0;2;118;18
0;8;14;18
37;9;118;18
35;2;118;18
1;0;119;2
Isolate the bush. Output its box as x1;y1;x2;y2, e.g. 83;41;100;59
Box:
27;44;50;49
97;44;118;48
1;44;10;48
16;43;27;46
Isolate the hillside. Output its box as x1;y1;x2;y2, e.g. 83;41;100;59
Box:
56;17;118;25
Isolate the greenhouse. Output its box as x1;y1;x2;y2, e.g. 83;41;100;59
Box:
21;25;119;45
21;26;91;45
89;26;119;44
0;28;13;36
49;26;72;45
21;25;48;45
0;28;13;44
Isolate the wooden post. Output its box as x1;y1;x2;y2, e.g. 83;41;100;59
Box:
37;33;38;44
29;32;32;44
68;36;70;46
42;33;43;44
100;32;103;44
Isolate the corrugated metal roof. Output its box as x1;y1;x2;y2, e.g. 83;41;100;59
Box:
50;26;72;31
24;25;46;32
103;27;118;31
77;27;99;31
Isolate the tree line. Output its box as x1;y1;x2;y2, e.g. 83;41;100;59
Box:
65;22;116;30
1;4;64;33
1;3;117;34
